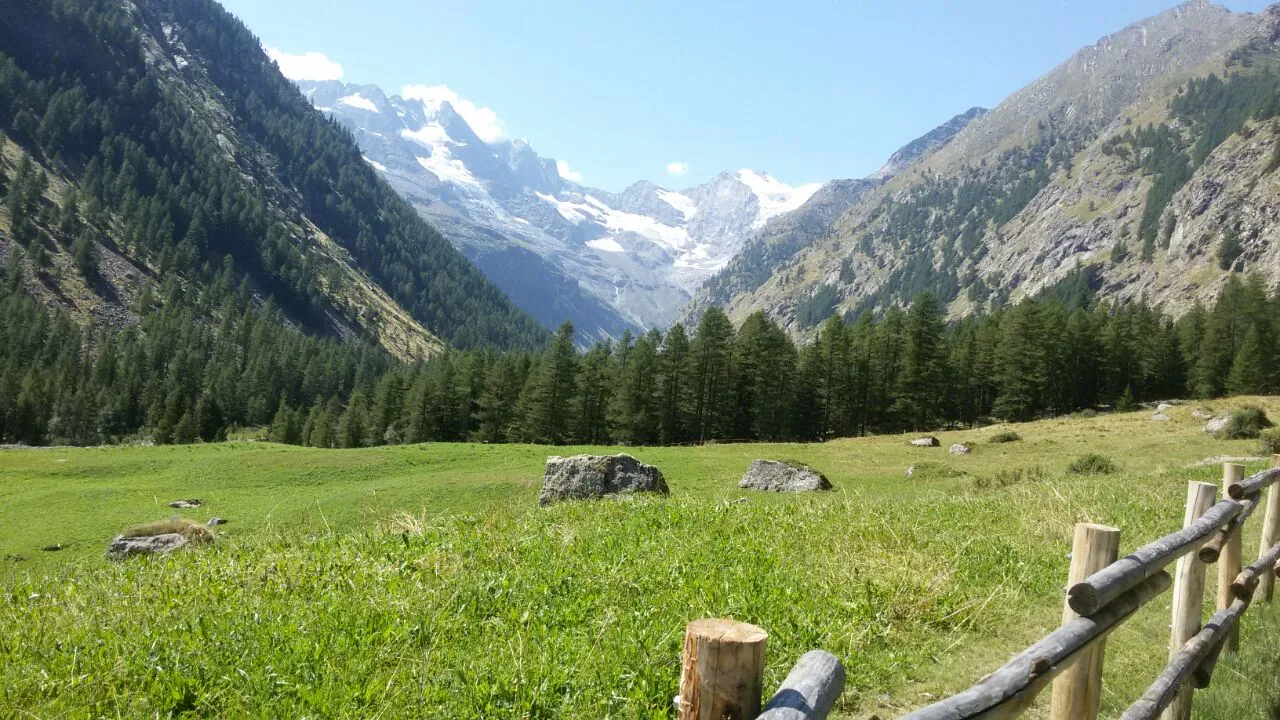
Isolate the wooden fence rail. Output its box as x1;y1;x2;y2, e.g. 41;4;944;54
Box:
675;457;1280;720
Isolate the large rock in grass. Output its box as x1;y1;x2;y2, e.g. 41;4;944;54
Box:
910;436;941;448
539;454;668;506
739;460;832;493
949;443;972;455
1205;415;1231;434
106;533;189;561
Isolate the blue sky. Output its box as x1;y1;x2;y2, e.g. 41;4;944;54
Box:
221;0;1270;192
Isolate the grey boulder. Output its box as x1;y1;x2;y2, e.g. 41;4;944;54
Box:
738;460;832;493
107;533;189;561
910;436;941;448
206;517;228;526
168;499;202;509
1205;415;1231;434
539;454;668;506
1151;413;1172;422
949;443;972;455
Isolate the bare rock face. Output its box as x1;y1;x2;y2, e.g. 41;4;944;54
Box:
539;454;668;506
911;436;941;448
738;460;832;493
949;443;972;455
1205;415;1231;434
107;533;189;561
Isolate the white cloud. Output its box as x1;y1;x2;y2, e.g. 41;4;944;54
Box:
401;84;504;143
666;161;690;176
556;160;583;182
266;48;344;82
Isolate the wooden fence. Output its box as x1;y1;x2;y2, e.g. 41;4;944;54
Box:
675;456;1280;720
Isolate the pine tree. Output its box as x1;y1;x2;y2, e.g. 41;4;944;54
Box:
657;324;692;444
892;292;947;430
992;302;1045;421
518;322;578;444
689;309;734;442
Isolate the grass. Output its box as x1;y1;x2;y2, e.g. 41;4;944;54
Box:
2;398;1280;718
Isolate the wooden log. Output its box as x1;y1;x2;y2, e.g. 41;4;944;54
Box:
1117;599;1248;720
1160;481;1218;720
1218;465;1246;654
677;618;768;720
1256;455;1280;602
757;650;846;720
1198;493;1259;564
1051;523;1121;720
1225;465;1280;500
1231;539;1280;599
1191;635;1228;690
898;572;1171;720
1067;501;1241;616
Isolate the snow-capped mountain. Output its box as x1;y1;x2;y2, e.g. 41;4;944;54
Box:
298;80;820;337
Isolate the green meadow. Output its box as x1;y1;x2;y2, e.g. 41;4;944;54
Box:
2;400;1279;718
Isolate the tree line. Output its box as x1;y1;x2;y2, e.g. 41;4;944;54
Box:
3;237;1276;447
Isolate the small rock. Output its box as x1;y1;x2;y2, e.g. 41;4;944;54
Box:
168;499;202;509
906;464;917;478
41;544;63;552
739;460;832;492
206;517;227;526
1191;409;1213;420
949;443;972;455
1157;403;1175;412
538;454;668;506
107;533;189;561
910;436;941;448
1151;413;1172;422
1205;415;1231;434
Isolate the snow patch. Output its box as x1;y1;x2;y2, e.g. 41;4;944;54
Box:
339;94;380;113
587;238;626;253
363;156;388;173
401;124;452;147
736;169;821;228
657;189;697;220
416;150;482;188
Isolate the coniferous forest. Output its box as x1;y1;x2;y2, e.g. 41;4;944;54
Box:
1;255;1276;447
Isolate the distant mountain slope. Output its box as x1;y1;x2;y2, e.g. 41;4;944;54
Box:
697;0;1280;333
0;0;547;353
299;79;820;334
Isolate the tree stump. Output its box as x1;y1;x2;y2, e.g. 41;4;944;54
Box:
678;618;768;720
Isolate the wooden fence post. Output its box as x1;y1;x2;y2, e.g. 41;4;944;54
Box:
1160;481;1218;720
677;618;768;720
1050;523;1122;720
1218;464;1246;654
1257;455;1280;604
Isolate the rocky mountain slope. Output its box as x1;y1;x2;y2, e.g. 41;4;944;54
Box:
298;79;820;337
692;0;1280;334
0;0;547;357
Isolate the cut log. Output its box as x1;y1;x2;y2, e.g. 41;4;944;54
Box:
1067;501;1241;616
1217;465;1246;654
1198;493;1259;564
1118;599;1248;720
1161;481;1218;720
1231;540;1280;600
677;618;768;720
1051;524;1121;720
1226;466;1280;500
898;572;1171;720
757;650;845;720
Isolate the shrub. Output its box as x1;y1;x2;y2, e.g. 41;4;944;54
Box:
974;465;1047;490
1259;428;1280;455
1217;405;1273;440
988;431;1022;444
907;462;966;481
1068;453;1118;475
122;517;214;543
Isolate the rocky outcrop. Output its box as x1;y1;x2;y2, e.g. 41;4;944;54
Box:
911;436;941;448
538;454;668;506
738;460;832;492
107;533;189;561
